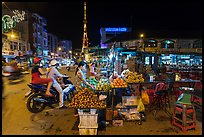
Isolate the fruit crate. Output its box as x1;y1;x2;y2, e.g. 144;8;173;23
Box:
78;124;98;135
122;96;140;106
78;112;98;128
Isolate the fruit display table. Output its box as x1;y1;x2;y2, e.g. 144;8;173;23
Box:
68;88;107;134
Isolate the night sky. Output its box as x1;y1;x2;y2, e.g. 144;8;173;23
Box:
3;0;203;50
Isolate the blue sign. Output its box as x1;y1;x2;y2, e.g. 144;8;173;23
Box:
105;27;127;32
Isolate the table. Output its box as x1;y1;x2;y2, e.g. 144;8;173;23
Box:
174;79;201;88
94;90;112;108
127;80;168;96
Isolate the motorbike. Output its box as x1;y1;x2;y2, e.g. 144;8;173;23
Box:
3;65;27;83
26;76;76;113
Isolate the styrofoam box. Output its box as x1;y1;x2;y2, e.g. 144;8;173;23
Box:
78;113;98;128
122;96;140;106
78;109;97;114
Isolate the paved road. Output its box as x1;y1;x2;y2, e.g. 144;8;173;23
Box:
2;67;202;135
2;67;78;135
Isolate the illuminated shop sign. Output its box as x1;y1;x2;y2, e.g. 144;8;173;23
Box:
105;27;127;32
2;10;25;32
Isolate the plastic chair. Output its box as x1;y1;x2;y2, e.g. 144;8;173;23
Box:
191;82;202;110
146;82;168;110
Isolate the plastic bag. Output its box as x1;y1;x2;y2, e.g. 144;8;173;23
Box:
141;90;150;105
137;98;145;112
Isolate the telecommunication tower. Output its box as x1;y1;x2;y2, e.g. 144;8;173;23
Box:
81;0;89;54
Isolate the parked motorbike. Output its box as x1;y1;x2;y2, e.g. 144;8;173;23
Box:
26;77;76;113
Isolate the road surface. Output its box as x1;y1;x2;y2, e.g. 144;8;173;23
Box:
2;67;202;135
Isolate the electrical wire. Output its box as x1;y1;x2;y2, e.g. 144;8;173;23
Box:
2;2;13;12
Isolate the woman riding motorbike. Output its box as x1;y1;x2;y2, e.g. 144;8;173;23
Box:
31;57;53;97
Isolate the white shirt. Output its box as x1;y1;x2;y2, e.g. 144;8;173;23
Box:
47;67;63;84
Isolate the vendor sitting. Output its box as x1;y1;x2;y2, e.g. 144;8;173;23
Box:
109;71;125;106
109;71;120;83
89;62;96;76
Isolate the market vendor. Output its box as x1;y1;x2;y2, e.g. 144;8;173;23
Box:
109;71;131;106
89;62;97;76
74;61;95;116
109;71;120;83
75;61;95;91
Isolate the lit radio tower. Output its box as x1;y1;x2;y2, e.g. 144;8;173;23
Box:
81;0;89;54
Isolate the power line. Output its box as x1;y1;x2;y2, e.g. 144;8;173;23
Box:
2;2;13;12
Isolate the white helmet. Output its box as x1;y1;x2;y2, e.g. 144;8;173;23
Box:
50;59;58;66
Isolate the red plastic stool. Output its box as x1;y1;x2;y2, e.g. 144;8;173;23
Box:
171;103;196;133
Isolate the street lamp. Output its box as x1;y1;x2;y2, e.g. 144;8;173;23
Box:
10;30;20;56
140;33;144;38
140;33;145;52
69;50;72;59
58;47;62;57
11;34;15;38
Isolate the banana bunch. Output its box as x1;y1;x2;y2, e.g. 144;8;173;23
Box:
123;70;144;83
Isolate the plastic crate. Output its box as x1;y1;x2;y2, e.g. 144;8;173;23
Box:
122;96;140;106
78;113;98;128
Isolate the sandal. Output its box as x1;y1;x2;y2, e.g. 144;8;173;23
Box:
45;93;53;97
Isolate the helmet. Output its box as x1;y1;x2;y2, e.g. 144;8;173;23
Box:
50;59;58;66
33;57;41;64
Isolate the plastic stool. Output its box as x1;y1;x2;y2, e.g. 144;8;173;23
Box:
171;93;196;133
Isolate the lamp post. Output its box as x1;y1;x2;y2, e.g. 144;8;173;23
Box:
140;33;145;52
58;47;62;57
10;30;20;56
69;50;72;59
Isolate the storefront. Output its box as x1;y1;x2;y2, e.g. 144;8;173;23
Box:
159;53;202;69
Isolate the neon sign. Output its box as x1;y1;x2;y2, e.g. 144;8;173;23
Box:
12;10;25;23
2;10;25;33
105;27;127;32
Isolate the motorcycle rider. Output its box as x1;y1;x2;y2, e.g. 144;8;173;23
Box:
31;57;53;97
47;59;68;109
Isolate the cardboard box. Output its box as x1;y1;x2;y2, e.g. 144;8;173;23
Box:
106;108;113;121
78;113;98;128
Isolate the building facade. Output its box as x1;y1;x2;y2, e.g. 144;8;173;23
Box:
100;27;131;48
2;9;50;62
104;30;202;70
2;9;30;62
32;13;48;57
58;40;73;58
48;33;58;57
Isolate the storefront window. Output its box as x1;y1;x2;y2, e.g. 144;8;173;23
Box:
144;39;158;47
161;40;175;48
193;40;202;48
160;54;202;67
